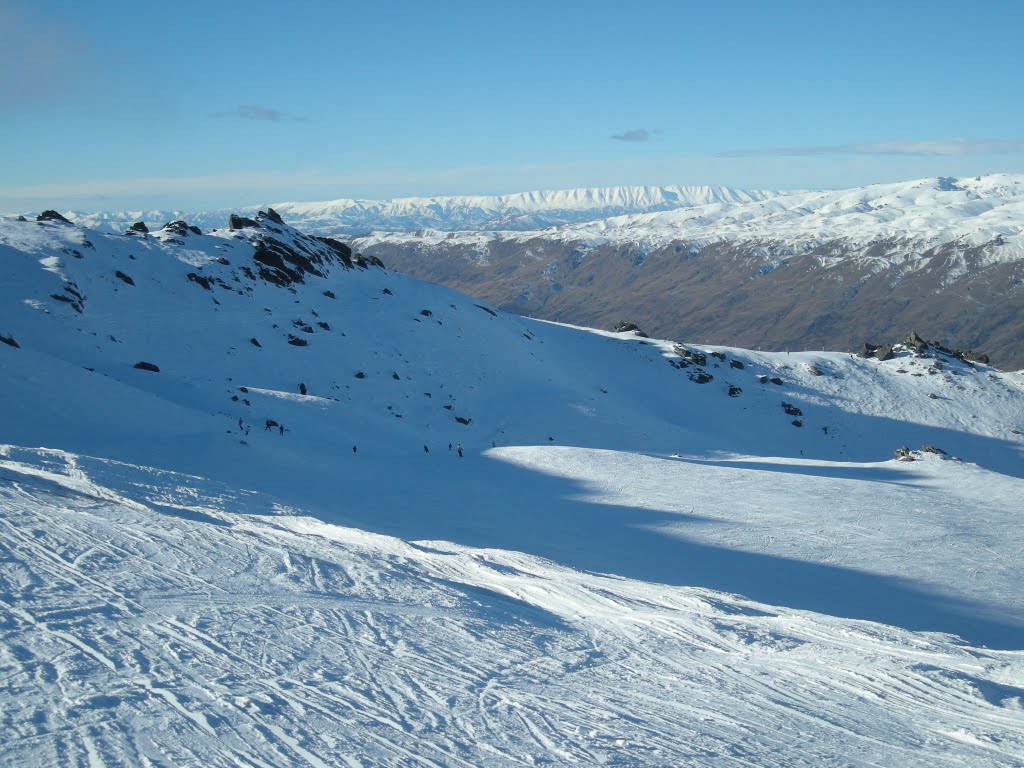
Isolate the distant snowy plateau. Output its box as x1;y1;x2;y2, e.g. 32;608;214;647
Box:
63;174;1024;370
2;209;1024;766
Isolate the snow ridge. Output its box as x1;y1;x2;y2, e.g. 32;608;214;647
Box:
355;173;1024;264
56;184;779;235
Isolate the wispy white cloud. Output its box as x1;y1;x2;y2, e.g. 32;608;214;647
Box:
718;138;1024;158
611;128;652;143
210;105;308;122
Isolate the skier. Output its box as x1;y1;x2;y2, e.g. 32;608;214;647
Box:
456;443;463;458
423;445;429;454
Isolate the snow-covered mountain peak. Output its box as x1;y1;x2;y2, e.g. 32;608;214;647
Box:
353;173;1024;264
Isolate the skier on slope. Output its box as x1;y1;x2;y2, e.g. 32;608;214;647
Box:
456;443;463;458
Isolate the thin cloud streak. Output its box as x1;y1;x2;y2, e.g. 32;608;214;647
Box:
718;139;1024;158
611;128;651;143
210;104;308;122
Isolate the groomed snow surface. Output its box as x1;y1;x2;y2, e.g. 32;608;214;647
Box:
2;214;1024;766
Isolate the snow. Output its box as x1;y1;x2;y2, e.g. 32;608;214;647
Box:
1;213;1024;765
352;173;1024;266
50;174;1024;270
56;185;780;236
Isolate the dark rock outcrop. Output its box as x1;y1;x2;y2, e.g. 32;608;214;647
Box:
352;252;385;269
163;220;203;236
315;237;353;268
613;321;649;337
229;214;260;230
859;330;991;366
673;345;708;367
904;331;928;353
186;273;211;290
37;210;72;224
50;283;84;313
133;361;160;372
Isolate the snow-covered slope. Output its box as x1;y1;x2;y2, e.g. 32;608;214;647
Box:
59;184;779;235
2;212;1024;766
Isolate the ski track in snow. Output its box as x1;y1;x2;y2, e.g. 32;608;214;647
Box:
1;452;1023;767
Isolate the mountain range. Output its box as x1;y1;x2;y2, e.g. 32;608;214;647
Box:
1;210;1023;765
61;185;780;235
53;174;1024;369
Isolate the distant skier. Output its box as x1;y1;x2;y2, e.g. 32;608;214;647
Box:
299;383;307;395
279;425;284;435
353;445;357;454
448;443;452;451
423;445;429;454
456;443;463;458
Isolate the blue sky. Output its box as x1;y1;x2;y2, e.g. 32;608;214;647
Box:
3;0;1023;211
